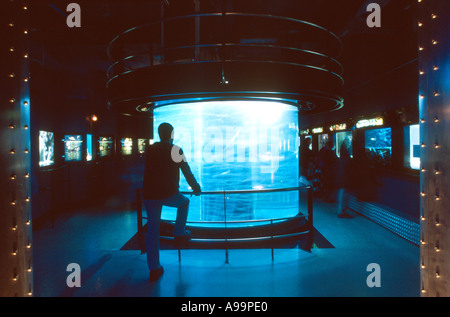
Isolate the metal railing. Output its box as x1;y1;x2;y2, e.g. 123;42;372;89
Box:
108;12;343;58
106;12;344;87
136;186;313;262
106;43;344;87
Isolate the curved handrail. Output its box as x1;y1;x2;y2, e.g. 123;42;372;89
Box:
106;43;344;80
180;185;308;196
109;89;343;111
38;164;69;173
139;186;310;224
106;12;343;116
107;12;343;60
162;214;308;226
169;186;311;227
106;59;344;89
108;12;224;59
162;230;310;243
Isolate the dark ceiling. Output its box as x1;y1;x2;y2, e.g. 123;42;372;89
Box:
29;0;418;124
32;0;368;46
31;0;371;75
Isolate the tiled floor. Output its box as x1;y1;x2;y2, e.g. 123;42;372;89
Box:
33;195;420;297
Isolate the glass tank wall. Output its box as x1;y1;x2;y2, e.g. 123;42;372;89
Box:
365;127;392;167
64;135;83;162
39;131;54;167
153;100;300;227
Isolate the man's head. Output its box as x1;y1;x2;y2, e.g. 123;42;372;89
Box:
158;122;174;143
326;139;334;149
305;138;311;146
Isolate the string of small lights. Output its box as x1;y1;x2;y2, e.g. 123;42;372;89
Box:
418;0;448;297
2;0;34;297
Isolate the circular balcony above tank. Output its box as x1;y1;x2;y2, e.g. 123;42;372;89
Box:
106;12;344;116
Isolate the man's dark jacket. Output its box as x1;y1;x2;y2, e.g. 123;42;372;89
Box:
143;141;200;200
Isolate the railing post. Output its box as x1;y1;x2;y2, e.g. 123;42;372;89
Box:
271;219;274;261
136;189;144;254
307;186;314;250
224;191;229;264
67;164;72;206
50;170;55;228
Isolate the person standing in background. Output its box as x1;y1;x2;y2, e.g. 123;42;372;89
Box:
299;137;313;185
336;138;354;218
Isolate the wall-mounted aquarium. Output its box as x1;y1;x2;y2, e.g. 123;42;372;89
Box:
365;127;392;167
405;124;420;170
39;130;55;167
153;100;300;226
318;133;329;150
64;135;83;162
121;138;133;155
98;136;114;157
138;138;147;154
86;134;93;161
335;131;353;158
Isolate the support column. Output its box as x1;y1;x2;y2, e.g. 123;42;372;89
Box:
0;1;34;297
194;0;201;61
418;0;450;297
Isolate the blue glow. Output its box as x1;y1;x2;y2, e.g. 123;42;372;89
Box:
408;124;420;170
86;134;93;161
98;137;114;157
39;131;54;167
121;138;133;155
64;135;83;162
335;131;353;158
138;139;147;154
365;127;392;167
154;100;300;226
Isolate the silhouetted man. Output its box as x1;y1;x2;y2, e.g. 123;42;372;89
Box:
143;122;201;282
336;138;354;218
299;137;312;184
318;139;337;202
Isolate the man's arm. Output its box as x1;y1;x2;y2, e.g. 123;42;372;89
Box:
180;160;201;194
172;145;201;194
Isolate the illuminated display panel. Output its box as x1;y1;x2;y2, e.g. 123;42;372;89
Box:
154;100;299;226
64;135;83;162
356;117;383;129
329;123;347;131
86;134;93;161
365;127;392;167
335;131;353;158
121;138;133;155
299;129;310;135
138;138;147;154
39;130;54;167
318;133;329;150
98;137;114;157
406;124;420;170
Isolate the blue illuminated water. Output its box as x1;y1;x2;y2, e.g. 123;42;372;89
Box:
365;127;392;167
86;134;93;161
154;100;300;226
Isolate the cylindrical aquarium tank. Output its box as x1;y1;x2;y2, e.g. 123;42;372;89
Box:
153;100;299;227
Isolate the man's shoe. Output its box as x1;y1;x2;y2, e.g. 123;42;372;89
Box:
174;230;192;244
149;266;164;282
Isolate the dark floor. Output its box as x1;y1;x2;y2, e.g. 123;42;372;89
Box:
33;195;420;297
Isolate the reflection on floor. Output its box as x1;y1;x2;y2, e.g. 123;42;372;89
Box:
33;196;420;297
